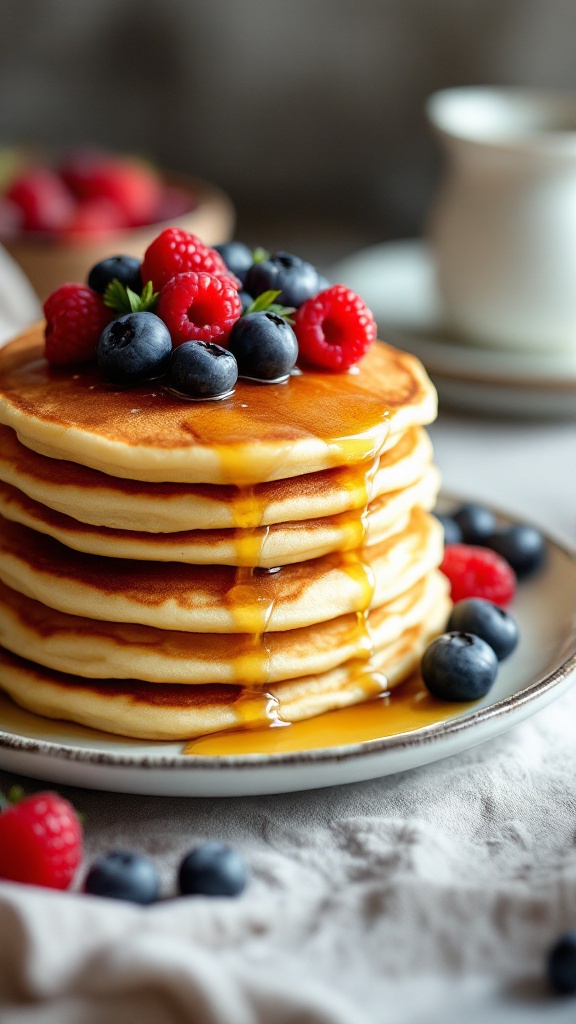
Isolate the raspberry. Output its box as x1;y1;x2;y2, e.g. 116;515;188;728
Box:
0;790;83;889
6;168;75;233
61;155;161;227
59;197;128;240
44;283;113;366
293;284;377;371
441;544;516;607
141;227;232;292
157;271;242;347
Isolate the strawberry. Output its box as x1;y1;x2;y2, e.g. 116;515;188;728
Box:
44;283;113;366
0;790;83;889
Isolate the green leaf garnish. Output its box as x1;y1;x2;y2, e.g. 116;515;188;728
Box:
252;246;269;264
103;279;159;316
243;289;296;324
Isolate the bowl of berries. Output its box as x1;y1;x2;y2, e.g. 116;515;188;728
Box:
0;148;235;301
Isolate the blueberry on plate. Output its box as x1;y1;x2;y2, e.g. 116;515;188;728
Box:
228;311;298;381
97;312;172;385
421;631;498;701
447;598;519;661
486;524;546;579
178;842;248;897
453;503;497;544
245;251;321;307
434;513;463;545
84;850;159;905
168;340;238;398
548;931;576;993
213;241;254;285
88;255;143;295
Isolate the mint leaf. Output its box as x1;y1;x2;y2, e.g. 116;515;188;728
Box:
103;279;159;316
245;290;282;313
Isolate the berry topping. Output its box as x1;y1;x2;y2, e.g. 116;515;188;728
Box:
486;524;546;580
294;285;377;371
434;513;463;545
214;241;254;285
88;255;143;295
228;310;298;381
168;341;238;398
245;251;321;307
44;283;113;366
97;311;172;385
84;850;159;904
441;544;517;607
0;790;83;889
452;503;497;545
447;598;519;661
548;931;576;994
239;289;254;313
421;632;499;702
6;168;74;233
157;271;242;347
178;842;248;897
141;227;231;292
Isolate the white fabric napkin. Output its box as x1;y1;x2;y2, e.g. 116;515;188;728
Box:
0;246;41;345
2;678;576;1024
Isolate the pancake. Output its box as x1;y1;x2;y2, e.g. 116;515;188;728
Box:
0;466;440;566
0;598;450;740
0;507;444;633
0;570;449;684
0;326;437;484
0;422;433;531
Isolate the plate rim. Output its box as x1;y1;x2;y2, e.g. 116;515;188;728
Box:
0;498;574;773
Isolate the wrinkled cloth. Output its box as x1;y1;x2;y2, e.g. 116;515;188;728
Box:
2;680;576;1024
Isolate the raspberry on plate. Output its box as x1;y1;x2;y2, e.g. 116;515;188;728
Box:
0;790;83;889
44;283;113;366
294;284;377;371
157;271;242;346
440;543;517;607
142;227;232;292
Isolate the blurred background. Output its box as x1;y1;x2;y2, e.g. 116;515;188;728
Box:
2;0;576;266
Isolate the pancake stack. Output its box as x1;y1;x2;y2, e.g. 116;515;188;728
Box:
0;325;449;741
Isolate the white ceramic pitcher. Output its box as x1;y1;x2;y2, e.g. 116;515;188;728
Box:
426;86;576;354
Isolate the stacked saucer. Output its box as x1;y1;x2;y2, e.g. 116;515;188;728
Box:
0;326;449;741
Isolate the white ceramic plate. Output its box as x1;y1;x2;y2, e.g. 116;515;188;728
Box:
0;499;574;797
327;240;576;419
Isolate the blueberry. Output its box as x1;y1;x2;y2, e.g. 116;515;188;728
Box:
434;513;463;545
84;850;159;904
447;598;519;661
97;312;171;385
228;311;298;381
87;255;142;294
548;931;576;993
421;632;498;701
169;341;238;398
486;524;546;579
453;503;497;544
213;242;254;285
178;842;248;897
245;251;321;307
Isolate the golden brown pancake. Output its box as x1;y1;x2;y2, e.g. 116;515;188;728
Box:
0;507;443;632
0;422;433;531
0;597;450;740
0;570;449;684
0;326;437;484
0;466;440;566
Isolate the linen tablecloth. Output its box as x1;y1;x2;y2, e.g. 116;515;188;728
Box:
0;250;575;1023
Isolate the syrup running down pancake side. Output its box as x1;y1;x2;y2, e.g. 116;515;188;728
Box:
0;323;446;745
